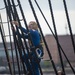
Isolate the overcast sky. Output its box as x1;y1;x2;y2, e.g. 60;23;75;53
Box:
0;0;75;42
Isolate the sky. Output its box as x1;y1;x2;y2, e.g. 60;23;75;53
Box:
0;0;75;42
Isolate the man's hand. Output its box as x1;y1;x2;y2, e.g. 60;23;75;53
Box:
11;21;19;26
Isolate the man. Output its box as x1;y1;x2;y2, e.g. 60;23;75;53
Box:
12;21;44;75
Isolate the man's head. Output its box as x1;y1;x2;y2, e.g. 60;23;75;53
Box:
28;21;38;30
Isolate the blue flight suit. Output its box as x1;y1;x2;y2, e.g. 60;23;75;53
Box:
19;26;43;75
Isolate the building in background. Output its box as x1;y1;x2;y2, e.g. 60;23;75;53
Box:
0;35;75;66
43;34;75;66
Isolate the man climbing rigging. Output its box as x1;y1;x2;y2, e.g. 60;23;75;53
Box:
12;21;44;75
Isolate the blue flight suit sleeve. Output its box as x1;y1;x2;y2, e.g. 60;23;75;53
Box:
19;26;28;34
15;26;29;39
16;26;40;46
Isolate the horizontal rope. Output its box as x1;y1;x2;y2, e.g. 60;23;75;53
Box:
0;4;19;11
0;19;23;24
3;35;13;37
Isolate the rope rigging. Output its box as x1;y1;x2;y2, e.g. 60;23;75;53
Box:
48;0;66;74
0;0;75;75
63;0;75;53
28;0;58;75
34;0;75;74
11;0;43;74
0;14;13;74
0;4;19;11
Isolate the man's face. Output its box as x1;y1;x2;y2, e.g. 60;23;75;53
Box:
28;22;33;30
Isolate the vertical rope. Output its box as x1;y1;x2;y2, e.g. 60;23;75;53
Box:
3;0;27;74
17;0;34;46
1;0;75;74
7;14;16;75
63;0;75;53
28;0;58;75
7;14;21;75
48;0;66;74
13;39;21;75
34;0;75;74
0;17;13;74
12;0;44;74
11;0;35;74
